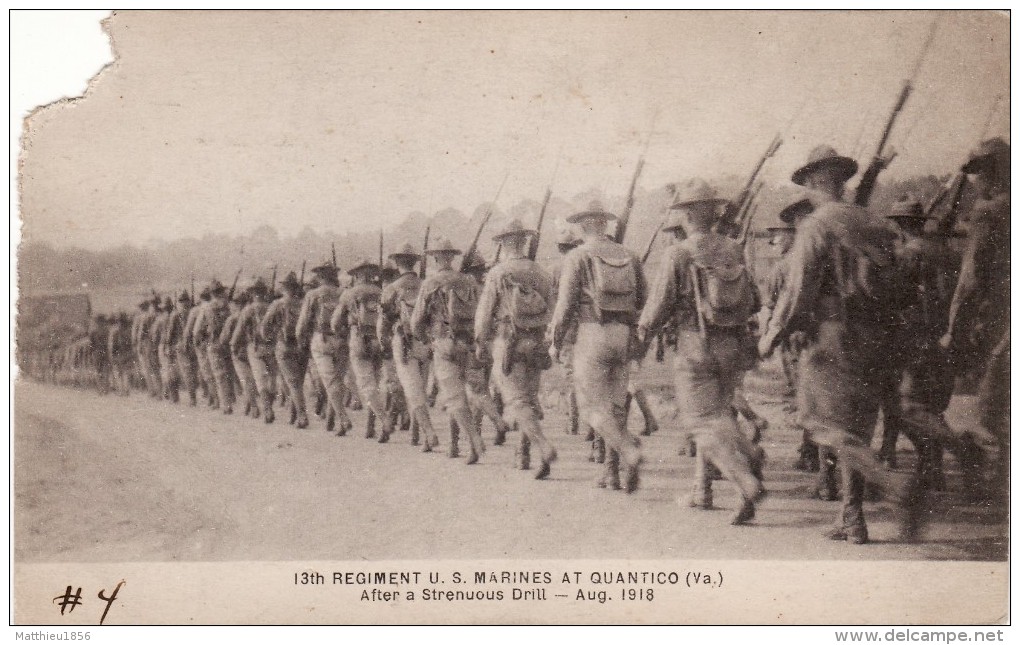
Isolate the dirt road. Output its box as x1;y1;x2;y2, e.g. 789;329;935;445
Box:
13;371;1006;563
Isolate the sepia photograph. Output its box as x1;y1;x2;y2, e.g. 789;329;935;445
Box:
10;9;1010;628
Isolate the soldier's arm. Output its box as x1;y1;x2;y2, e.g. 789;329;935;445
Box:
230;310;248;353
549;253;583;349
295;292;314;342
633;252;649;313
760;220;826;354
258;303;278;342
638;247;681;337
945;216;991;341
410;281;432;342
329;292;348;336
474;271;499;345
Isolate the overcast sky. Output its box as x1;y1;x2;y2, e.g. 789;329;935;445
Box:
19;10;1009;250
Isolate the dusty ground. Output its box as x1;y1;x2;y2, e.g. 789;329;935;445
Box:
13;359;1008;563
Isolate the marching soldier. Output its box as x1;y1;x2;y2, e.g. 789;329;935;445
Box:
331;259;394;442
233;278;277;423
189;287;218;408
261;272;310;428
638;180;765;523
410;238;486;463
550;225;589;439
476;219;558;478
297;263;352;434
154;296;178;402
378;244;440;451
549;201;646;492
940;137;1010;498
758;145;919;544
462;252;513;447
168;290;198;406
107;312;133;396
132;298;159;398
198;280;235;415
222;288;259;418
87;314;111;395
379;263;411;435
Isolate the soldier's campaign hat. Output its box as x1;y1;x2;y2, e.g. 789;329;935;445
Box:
668;178;729;210
178;290;192;303
163;296;174;310
380;263;400;283
311;262;339;276
95;313;107;323
209;279;227;296
388;243;421;261
778;197;814;224
766;221;796;232
347;258;381;275
567;200;617;224
425;237;462;255
492;218;537;242
962;136;1009;174
886;196;930;220
138;300;150;310
461;251;488;274
792;145;858;186
556;226;581;247
249;278;269;295
280;271;301;291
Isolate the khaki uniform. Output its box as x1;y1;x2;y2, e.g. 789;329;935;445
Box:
379;271;438;448
639;232;764;507
233;300;277;421
550;236;646;489
261;294;309;427
332;283;393;440
199;299;235;413
153;311;177;401
296;283;352;431
411;267;485;460
169;304;199;405
551;259;589;438
107;319;133;395
760;196;911;536
221;310;258;417
476;256;556;471
133;309;161;397
189;303;218;407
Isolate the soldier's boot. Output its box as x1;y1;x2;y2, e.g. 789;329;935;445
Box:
349;390;363;411
492;416;511;447
295;403;310;429
794;435;817;471
448;419;460;459
262;393;275;424
824;469;868;544
365;409;376;439
634;391;659;436
584;424;595;442
597;449;621;490
251;402;260;420
517;433;531;470
492;389;504;417
590;435;606;464
898;475;930;544
568;391;580;435
620;439;643;494
314;391;326;418
454;408;484;465
413;406;438;453
816;451;839;501
534;438;557;481
879;418;899;469
289;402;297;425
326;408;336;433
189;391;198;407
377;409;395;444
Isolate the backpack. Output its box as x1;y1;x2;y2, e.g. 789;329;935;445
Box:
691;261;757;329
588;251;638;315
443;281;478;337
352;295;381;336
502;276;549;332
829;224;904;324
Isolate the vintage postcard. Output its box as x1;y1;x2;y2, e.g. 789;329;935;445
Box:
12;9;1010;628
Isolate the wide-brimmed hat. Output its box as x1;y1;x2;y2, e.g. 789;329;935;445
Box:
280;271;301;291
248;278;269;295
556;226;581;247
425;237;462;255
492;218;537;242
461;251;488;274
380;262;400;282
209;279;227;297
388;243;421;261
961;136;1009;174
668;178;729;210
792;145;858;186
138;300;150;310
163;296;174;309
178;290;192;303
566;200;618;224
887;196;930;220
347;258;381;275
199;287;212;301
778;197;815;224
311;263;340;277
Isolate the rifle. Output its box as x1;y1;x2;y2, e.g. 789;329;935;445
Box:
270;265;278;293
721;134;782;235
730;182;764;242
493;243;502;265
641;222;663;264
332;242;338;269
738;200;762;247
419;225;431;279
228;268;242;301
854;18;938;207
299;260;306;291
378;229;384;285
528;187;553;261
613;157;645;245
190;276;195;303
462;173;509;272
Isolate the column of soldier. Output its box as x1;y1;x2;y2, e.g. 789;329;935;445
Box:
40;137;1009;547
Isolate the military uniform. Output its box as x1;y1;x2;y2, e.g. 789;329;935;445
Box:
331;260;394;442
133;301;161;397
107;314;133;395
639;180;765;521
222;292;259;418
549;228;588;438
476;220;557;477
378;245;439;450
410;239;486;462
189;291;218;407
232;280;277;422
197;281;236;414
550;202;646;492
296;266;352;433
261;273;310;428
154;298;179;402
168;292;198;405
